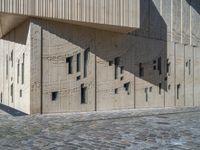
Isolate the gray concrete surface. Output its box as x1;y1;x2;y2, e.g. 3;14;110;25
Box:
0;106;200;150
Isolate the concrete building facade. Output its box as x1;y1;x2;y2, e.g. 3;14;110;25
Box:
0;0;200;114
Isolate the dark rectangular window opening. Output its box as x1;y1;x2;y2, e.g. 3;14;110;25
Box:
109;60;113;66
81;84;87;104
66;56;73;74
159;83;162;95
114;57;120;79
158;57;162;75
177;84;181;99
17;60;20;83
77;75;81;80
167;59;171;75
84;48;90;78
77;53;81;72
21;53;25;84
0;92;2;103
20;89;22;98
139;63;144;77
11;84;13;103
124;82;130;95
120;66;124;74
6;55;8;79
114;88;118;94
188;59;191;75
145;88;148;102
11;50;13;67
52;91;58;101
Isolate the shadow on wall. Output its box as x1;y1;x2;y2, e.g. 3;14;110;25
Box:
3;0;167;91
38;0;168;91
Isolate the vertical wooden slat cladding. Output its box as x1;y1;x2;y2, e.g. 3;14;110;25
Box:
0;0;140;29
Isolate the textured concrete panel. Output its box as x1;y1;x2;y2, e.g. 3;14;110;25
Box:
191;0;200;46
175;43;184;107
161;0;171;41
0;0;140;37
164;42;175;107
184;45;194;107
182;0;191;44
194;46;200;106
172;0;181;43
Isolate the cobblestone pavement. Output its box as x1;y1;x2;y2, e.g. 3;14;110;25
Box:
0;107;200;150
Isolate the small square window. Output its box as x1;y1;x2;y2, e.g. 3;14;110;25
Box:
52;92;58;101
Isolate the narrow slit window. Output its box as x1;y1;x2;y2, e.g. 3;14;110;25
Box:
158;57;162;75
0;92;2;103
145;88;148;102
11;50;13;67
11;84;13;103
20;90;22;98
66;56;73;74
77;53;81;72
84;48;90;78
21;53;25;84
52;92;58;101
177;84;181;99
188;59;191;75
139;63;144;77
114;57;120;79
167;59;171;75
17;60;20;83
153;60;157;70
81;84;87;104
159;83;162;95
6;55;8;79
124;82;130;95
120;66;124;74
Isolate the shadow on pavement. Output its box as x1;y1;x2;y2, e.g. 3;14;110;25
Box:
0;104;27;116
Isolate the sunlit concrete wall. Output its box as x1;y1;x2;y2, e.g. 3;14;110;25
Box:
1;0;200;114
0;20;31;114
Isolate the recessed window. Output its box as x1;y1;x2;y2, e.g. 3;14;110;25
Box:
158;57;162;75
6;55;8;79
109;61;113;66
124;82;130;95
11;84;13;103
0;92;2;103
139;63;144;77
21;53;25;84
52;91;58;101
81;84;87;104
177;84;181;99
20;89;22;98
167;59;171;76
77;75;81;80
149;87;152;92
159;83;162;95
120;66;124;74
114;88;118;94
17;60;20;84
145;88;148;102
66;56;73;74
77;53;81;72
114;57;120;79
84;48;90;78
11;50;13;67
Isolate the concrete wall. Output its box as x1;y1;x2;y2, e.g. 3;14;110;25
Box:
0;0;140;37
0;20;31;114
1;0;200;114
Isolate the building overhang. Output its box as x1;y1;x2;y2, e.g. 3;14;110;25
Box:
0;0;140;37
